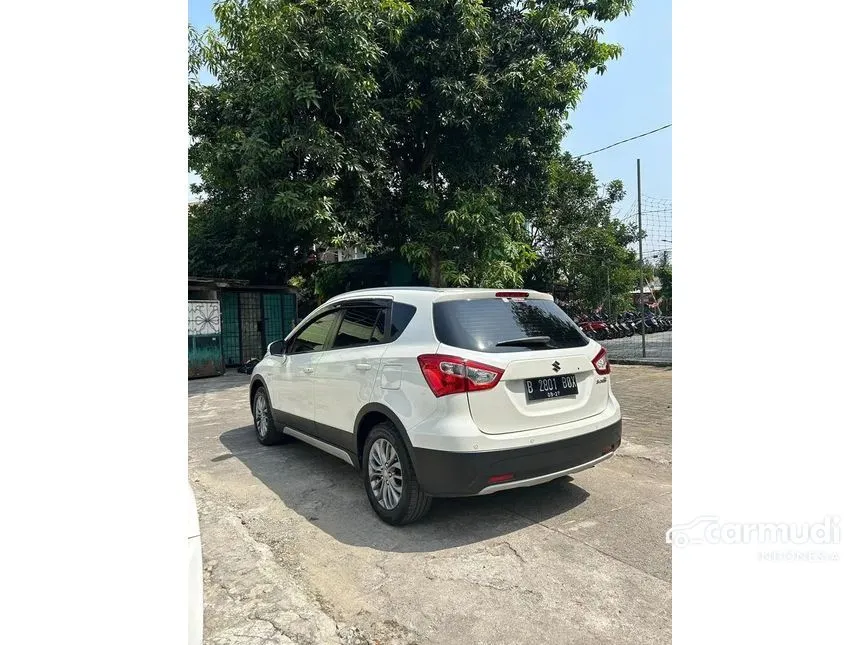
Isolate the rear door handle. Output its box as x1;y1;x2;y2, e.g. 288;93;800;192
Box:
302;367;314;374
356;363;372;371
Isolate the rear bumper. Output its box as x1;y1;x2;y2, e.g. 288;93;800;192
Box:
411;419;622;497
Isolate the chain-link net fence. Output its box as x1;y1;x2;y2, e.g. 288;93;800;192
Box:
569;195;672;365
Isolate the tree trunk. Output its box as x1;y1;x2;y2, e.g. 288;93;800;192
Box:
429;248;442;287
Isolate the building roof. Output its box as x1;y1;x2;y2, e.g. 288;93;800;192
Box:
188;276;297;292
629;278;663;295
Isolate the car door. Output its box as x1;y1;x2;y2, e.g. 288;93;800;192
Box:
272;309;341;432
313;302;388;448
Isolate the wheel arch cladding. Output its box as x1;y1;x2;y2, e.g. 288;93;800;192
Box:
354;403;417;467
249;377;267;410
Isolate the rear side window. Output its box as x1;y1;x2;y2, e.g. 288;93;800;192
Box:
433;298;589;353
390;302;417;341
332;306;385;349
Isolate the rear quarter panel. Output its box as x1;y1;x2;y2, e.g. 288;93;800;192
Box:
372;301;442;435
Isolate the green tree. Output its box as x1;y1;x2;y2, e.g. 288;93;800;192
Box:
525;151;637;313
367;0;632;286
188;0;413;283
655;250;672;312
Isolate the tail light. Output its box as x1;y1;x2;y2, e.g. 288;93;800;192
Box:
417;354;505;397
495;291;529;298
592;346;610;375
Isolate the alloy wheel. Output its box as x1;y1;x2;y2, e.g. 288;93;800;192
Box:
254;392;269;438
367;438;403;510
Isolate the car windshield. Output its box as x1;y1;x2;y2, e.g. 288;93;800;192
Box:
433;298;589;353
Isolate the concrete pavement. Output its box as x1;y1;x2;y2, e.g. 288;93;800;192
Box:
189;365;672;644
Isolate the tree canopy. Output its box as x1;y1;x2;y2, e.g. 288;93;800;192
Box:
189;0;635;291
655;250;672;311
189;0;414;283
524;151;638;313
368;0;633;286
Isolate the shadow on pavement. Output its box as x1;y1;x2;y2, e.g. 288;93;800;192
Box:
220;425;589;553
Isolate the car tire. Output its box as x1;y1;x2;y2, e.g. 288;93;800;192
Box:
253;387;284;446
362;422;432;526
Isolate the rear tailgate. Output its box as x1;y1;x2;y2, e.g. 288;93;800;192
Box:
436;344;609;434
475;347;607;434
432;291;610;435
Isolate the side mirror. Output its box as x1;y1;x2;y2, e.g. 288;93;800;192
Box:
268;339;286;356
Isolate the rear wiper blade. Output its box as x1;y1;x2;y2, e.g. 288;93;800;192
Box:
495;336;552;347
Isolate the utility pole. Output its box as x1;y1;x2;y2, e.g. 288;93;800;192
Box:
637;159;646;358
606;265;611;317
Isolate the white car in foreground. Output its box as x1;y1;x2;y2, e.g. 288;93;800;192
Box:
250;288;622;525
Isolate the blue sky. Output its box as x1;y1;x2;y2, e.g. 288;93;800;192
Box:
189;0;671;211
562;1;672;211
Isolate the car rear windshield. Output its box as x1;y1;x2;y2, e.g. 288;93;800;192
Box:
433;297;589;353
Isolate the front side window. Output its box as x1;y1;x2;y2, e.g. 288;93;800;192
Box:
289;311;339;354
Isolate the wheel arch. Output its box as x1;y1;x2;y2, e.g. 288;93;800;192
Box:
353;403;417;468
249;375;269;411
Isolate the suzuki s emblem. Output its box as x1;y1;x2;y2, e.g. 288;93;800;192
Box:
551;361;561;373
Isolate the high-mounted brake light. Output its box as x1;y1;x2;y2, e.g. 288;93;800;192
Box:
592;346;611;375
495;291;529;298
417;354;505;397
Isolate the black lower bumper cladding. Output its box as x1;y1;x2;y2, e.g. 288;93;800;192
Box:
412;419;622;497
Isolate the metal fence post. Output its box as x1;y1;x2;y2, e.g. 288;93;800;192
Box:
637;159;646;358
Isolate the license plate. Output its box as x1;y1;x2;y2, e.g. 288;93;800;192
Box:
525;373;578;401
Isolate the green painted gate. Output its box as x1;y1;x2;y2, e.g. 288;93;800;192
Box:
220;292;240;367
219;291;297;367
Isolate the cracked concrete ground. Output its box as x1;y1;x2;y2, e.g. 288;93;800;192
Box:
189;365;672;644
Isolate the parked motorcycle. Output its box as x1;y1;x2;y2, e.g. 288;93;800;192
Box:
576;314;609;340
597;313;625;340
573;308;669;340
617;316;635;337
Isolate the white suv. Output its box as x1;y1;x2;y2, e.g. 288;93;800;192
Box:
249;288;622;525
